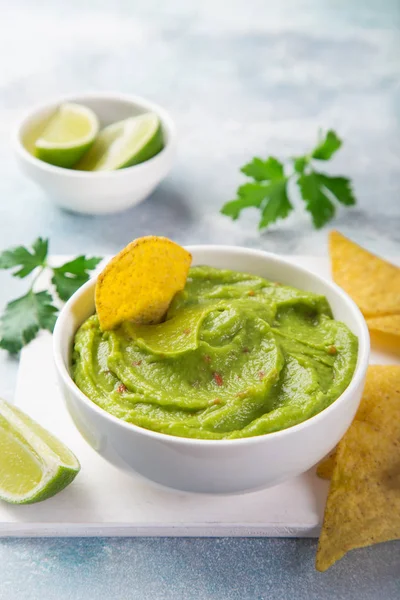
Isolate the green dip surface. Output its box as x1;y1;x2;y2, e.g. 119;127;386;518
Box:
72;266;358;440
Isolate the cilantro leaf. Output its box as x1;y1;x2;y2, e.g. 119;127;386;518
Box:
0;236;103;354
293;156;308;175
0;291;58;354
311;130;342;160
258;181;293;229
241;157;284;181
222;157;289;223
54;255;102;275
298;172;336;228
51;256;102;301
317;174;356;206
0;238;48;278
221;183;272;219
221;128;355;231
221;179;292;228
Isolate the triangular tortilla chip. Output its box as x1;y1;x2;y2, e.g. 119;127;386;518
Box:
316;365;400;571
329;231;400;318
316;450;336;480
367;315;400;355
367;314;400;337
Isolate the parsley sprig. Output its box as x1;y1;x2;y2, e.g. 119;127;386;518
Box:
0;238;102;353
221;130;356;230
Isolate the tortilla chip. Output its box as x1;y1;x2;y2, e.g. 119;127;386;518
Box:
316;365;400;571
329;231;400;318
369;330;400;356
95;236;192;331
367;316;400;355
316;450;336;480
367;314;400;337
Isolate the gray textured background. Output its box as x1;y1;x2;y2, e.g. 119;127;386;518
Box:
0;0;399;598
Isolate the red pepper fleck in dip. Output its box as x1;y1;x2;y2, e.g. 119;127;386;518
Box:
213;372;223;387
117;383;127;393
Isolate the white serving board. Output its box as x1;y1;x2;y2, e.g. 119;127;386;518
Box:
1;256;399;538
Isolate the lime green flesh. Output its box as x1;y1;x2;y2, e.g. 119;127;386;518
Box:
0;399;80;504
75;112;164;171
35;103;99;168
72;266;358;440
0;427;43;496
11;404;78;467
38;106;93;143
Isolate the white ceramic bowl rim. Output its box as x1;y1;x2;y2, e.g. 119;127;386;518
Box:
12;91;176;178
53;246;370;447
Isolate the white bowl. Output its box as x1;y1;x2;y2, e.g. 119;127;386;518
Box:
13;92;176;215
53;246;370;494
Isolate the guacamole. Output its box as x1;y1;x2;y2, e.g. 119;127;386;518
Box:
72;266;358;439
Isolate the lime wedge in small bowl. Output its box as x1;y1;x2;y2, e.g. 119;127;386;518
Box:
76;112;164;171
35;103;99;168
0;398;80;504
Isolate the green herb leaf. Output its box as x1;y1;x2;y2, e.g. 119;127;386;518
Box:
221;128;356;231
241;157;284;181
52;256;102;301
298;172;336;228
311;130;342;161
221;178;292;228
317;174;356;206
221;156;289;223
221;184;271;219
293;156;308;175
0;237;103;354
0;291;58;354
258;181;293;229
0;238;48;278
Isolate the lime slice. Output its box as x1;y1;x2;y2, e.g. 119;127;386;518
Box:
35;103;99;169
76;112;164;171
0;398;80;504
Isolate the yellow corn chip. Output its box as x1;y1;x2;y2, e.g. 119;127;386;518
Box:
329;231;400;318
369;331;400;356
95;236;192;331
367;315;400;355
316;450;336;480
316;365;400;571
367;314;400;337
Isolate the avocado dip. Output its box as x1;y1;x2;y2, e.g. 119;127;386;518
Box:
72;266;358;440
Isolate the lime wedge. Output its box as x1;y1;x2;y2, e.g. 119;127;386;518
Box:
35;103;99;168
0;398;80;504
76;112;164;171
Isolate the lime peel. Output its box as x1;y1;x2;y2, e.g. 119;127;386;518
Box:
35;103;99;168
0;399;80;504
76;112;164;171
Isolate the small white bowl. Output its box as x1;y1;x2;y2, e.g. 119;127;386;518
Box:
13;92;176;215
53;247;370;494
